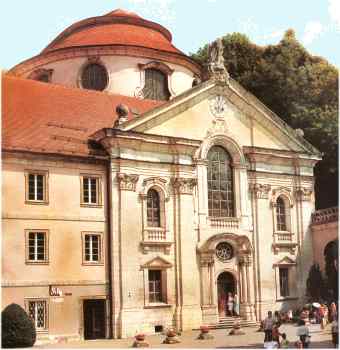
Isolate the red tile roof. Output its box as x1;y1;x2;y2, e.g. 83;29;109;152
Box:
48;23;182;55
2;74;163;157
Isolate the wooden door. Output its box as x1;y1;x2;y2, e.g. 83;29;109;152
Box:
83;299;106;339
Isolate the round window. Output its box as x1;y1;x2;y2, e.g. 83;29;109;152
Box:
216;242;233;262
81;63;108;91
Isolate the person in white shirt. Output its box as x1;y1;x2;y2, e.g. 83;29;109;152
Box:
296;320;310;348
264;311;274;342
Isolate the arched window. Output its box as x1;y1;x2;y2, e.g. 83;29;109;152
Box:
147;189;161;227
276;196;287;231
207;146;234;217
81;63;108;91
142;68;170;101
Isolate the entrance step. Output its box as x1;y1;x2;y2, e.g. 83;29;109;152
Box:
208;316;258;330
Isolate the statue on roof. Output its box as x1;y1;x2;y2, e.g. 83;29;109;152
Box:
207;37;229;83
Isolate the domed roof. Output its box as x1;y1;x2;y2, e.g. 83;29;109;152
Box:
42;9;182;56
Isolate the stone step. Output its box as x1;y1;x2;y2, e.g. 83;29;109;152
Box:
208;317;258;330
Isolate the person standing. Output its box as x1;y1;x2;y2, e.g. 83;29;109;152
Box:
227;292;234;316
264;311;274;342
330;302;338;322
234;293;239;316
296;320;310;348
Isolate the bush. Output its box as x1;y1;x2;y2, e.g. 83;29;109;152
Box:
2;303;36;348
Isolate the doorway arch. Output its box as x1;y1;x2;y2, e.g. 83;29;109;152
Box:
217;271;236;317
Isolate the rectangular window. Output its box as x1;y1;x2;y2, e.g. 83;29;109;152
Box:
27;300;47;330
279;267;289;297
148;270;162;303
82;232;103;265
26;171;48;203
26;230;48;264
81;176;101;206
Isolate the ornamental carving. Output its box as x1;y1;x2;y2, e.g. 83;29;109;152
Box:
209;95;228;117
294;187;313;201
239;254;252;266
215;242;234;262
249;183;271;199
117;173;139;191
171;177;197;195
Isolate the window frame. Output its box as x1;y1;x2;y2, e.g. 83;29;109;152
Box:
207;145;235;218
274;258;298;301
25;298;49;332
80;62;109;91
142;68;170;101
81;231;104;266
25;170;49;205
146;188;161;228
80;174;102;207
278;267;289;297
25;230;49;265
272;193;293;234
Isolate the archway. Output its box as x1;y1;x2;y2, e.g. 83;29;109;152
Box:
217;272;236;317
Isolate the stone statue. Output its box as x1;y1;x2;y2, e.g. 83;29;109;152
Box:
208;37;225;69
207;37;229;83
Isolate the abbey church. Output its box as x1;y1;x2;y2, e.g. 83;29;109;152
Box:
2;9;321;341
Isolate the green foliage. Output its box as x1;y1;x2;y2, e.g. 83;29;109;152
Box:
306;264;325;301
2;303;36;348
191;30;338;209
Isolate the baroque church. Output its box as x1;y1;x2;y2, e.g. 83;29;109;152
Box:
2;9;322;341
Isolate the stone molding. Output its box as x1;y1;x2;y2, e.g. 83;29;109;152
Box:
249;183;271;199
294;187;313;201
170;177;197;195
272;242;298;255
270;187;294;207
2;280;108;287
239;254;252;266
140;177;170;200
117;173;139;191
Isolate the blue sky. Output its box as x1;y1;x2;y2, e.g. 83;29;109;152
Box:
1;0;339;69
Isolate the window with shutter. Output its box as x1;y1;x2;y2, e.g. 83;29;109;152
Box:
142;68;170;101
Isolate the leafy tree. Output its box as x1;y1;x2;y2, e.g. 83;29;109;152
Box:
2;303;36;348
191;30;338;209
306;263;325;301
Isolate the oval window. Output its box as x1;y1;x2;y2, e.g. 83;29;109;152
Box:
81;63;108;91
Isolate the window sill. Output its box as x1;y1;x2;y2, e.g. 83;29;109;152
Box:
25;261;49;265
25;200;49;206
144;303;172;309
82;262;104;266
80;203;102;208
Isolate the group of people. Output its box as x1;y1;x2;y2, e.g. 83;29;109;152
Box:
262;302;338;348
219;292;240;317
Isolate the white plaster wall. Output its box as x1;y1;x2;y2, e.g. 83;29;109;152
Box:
27;56;195;98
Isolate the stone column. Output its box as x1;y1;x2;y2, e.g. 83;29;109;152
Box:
239;255;255;321
199;253;218;325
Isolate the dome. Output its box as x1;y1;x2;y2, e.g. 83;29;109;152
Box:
43;9;183;56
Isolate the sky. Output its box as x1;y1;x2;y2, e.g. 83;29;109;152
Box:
1;0;339;70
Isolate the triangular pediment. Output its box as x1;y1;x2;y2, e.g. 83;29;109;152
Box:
274;256;296;266
141;256;173;269
120;79;320;156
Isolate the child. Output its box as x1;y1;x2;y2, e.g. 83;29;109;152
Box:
281;333;289;348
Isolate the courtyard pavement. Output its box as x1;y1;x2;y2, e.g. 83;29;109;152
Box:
36;323;334;349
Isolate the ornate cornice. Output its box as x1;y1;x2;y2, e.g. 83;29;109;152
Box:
117;173;139;191
170;177;197;195
294;187;313;201
248;183;271;199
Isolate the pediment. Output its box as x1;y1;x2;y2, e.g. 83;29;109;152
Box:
120;79;320;157
274;256;296;266
141;256;173;269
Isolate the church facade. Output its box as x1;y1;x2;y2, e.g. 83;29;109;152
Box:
2;9;321;341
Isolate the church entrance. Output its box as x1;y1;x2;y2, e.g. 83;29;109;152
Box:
217;272;236;317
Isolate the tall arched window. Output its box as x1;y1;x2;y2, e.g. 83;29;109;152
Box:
276;196;287;231
207;146;234;217
147;189;161;227
142;68;170;101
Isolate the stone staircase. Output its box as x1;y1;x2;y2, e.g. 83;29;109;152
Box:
208;316;258;330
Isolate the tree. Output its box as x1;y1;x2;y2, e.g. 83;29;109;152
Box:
1;303;36;348
306;263;325;301
191;30;338;209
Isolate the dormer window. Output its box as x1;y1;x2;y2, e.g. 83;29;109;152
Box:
81;62;108;91
142;68;170;101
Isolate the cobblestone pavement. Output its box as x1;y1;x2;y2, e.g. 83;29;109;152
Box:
37;323;334;349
